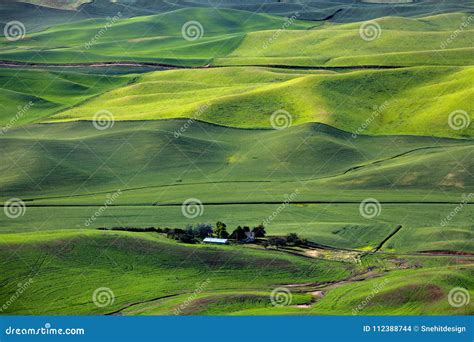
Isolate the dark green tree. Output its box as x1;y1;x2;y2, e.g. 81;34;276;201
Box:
215;221;229;238
194;223;213;239
229;226;246;242
286;233;303;246
267;237;287;249
252;224;266;238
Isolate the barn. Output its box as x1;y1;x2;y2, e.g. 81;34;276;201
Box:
203;238;229;245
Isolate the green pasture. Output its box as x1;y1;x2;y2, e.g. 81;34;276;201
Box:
1;9;472;68
45;66;474;138
0;230;352;314
1;120;472;203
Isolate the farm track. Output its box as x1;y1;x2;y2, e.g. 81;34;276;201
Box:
341;146;459;175
265;241;474;259
105;293;182;316
282;269;384;308
372;225;403;253
238;234;473;259
280;269;381;289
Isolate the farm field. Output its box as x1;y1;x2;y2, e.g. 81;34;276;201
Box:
1;204;473;253
0;9;473;67
0;0;473;317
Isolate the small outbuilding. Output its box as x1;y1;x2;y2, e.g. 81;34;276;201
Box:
203;237;229;245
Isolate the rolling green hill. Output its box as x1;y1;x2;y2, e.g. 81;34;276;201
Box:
1;120;473;203
0;68;134;126
232;265;474;315
219;13;474;67
3;66;471;138
0;229;472;315
1;9;472;67
0;229;352;314
1;119;472;256
0;8;314;65
46;66;474;138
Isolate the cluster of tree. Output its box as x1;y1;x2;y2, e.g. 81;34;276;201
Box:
164;223;213;243
263;233;305;249
97;222;267;245
165;222;266;244
228;224;266;242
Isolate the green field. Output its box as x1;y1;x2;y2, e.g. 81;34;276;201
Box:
1;120;473;201
1;8;473;67
0;1;473;316
43;66;473;138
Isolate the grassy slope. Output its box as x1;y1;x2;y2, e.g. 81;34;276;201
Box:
1;229;471;315
1;204;472;253
218;13;474;67
0;8;314;65
1;120;473;254
1;9;472;67
0;230;352;314
126;263;474;315
47;66;474;138
1;120;472;202
233;265;474;315
0;68;134;126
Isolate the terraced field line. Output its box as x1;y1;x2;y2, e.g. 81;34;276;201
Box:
0;60;406;71
12;202;474;207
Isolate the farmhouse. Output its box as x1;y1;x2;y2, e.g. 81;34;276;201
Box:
203;238;229;245
244;231;255;243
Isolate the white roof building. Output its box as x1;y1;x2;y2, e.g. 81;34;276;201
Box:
203;237;229;244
